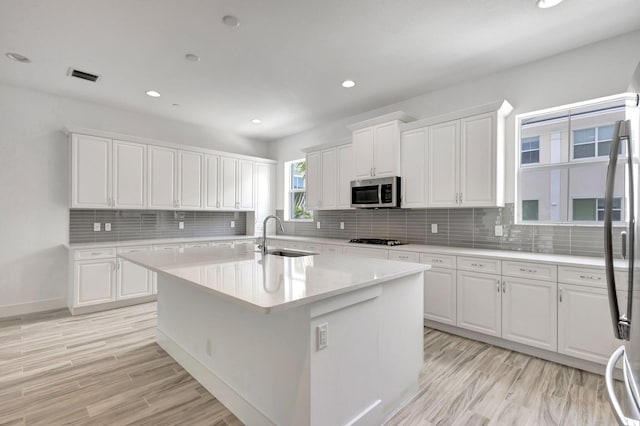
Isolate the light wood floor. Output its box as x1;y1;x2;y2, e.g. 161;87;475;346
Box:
0;302;622;425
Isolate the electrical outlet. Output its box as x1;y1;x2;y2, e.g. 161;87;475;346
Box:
230;221;235;228
431;224;438;234
206;338;213;356
93;223;100;232
494;225;503;237
340;222;345;230
317;323;328;350
178;221;184;230
105;223;111;232
316;222;321;229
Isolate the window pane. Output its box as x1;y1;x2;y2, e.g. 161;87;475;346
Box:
290;192;312;219
613;210;621;221
521;151;540;164
522;200;539;221
574;128;595;144
291;161;306;190
574;143;595;159
573;199;596;221
598;125;614;141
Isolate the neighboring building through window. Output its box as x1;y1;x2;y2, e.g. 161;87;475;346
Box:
516;93;635;224
285;159;313;220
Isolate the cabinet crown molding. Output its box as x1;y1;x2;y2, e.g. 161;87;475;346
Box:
400;100;513;132
301;138;351;153
346;111;415;131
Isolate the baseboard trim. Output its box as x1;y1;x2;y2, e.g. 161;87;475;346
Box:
156;328;276;426
0;298;67;319
69;296;156;316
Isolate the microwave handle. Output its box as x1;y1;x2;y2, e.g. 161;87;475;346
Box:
378;184;382;204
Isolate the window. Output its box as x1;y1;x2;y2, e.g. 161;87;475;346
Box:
285;159;313;221
521;137;540;165
516;93;636;224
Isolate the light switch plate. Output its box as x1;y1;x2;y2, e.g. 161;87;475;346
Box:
431;224;438;234
105;223;111;232
317;323;328;350
230;221;235;228
340;222;345;230
316;222;321;229
93;223;100;232
494;225;503;237
178;221;184;230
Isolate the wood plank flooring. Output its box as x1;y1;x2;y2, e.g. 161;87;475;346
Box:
0;302;622;425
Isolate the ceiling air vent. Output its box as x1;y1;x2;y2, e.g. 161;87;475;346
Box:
67;67;100;82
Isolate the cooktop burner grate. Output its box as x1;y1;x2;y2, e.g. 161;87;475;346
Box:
349;238;405;246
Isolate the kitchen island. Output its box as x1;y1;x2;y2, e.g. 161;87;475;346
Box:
120;244;429;426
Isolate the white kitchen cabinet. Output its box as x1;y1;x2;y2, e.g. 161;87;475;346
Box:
113;140;147;209
352;120;402;179
457;270;501;337
71;134;148;209
254;162;275;234
423;267;457;326
501;277;557;351
177;151;204;209
305;148;338;210
337;144;354;209
117;246;153;299
220;156;255;210
74;259;116;306
205;154;220;209
148;145;178;209
400;128;427;207
427;121;459;207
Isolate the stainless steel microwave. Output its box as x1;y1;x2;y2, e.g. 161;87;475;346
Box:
350;176;401;208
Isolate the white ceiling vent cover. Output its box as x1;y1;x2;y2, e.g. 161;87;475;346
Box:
67;67;100;82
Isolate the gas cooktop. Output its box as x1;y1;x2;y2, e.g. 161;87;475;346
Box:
349;238;405;246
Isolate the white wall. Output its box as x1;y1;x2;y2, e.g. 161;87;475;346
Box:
268;30;640;210
0;83;269;317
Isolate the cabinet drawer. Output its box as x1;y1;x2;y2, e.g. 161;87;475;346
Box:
558;266;627;290
457;256;501;274
502;260;557;282
281;241;304;250
343;246;389;259
321;244;344;255
389;251;419;263
420;253;456;269
184;242;210;248
117;245;152;254
74;247;116;260
303;243;323;253
211;240;233;247
153;243;184;251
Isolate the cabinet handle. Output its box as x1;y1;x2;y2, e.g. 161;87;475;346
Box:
519;268;538;274
373;167;376;176
459;192;462;203
502;281;506;293
216;202;220;208
471;263;484;268
496;280;500;292
579;275;601;281
455;193;459;204
112;261;117;270
559;288;563;303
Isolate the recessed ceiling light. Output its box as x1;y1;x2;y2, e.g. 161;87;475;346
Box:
172;103;180;107
5;52;30;63
341;80;356;88
222;15;240;27
536;0;563;8
251;119;262;124
185;53;200;62
146;90;161;98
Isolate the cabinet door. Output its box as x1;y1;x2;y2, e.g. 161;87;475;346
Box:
321;148;337;209
401;128;427;208
71;134;112;208
373;121;399;177
337;144;354;209
117;259;152;299
75;260;115;306
205;155;220;209
220;156;238;209
460;112;497;207
502;277;557;351
457;271;501;337
238;160;255;209
427;121;459;207
558;284;621;364
113;140;146;209
424;267;456;325
255;163;274;234
353;127;374;179
178;151;204;209
148;146;177;209
306;151;322;209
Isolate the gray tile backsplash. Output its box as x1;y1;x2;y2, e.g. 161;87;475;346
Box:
275;204;624;259
70;210;247;243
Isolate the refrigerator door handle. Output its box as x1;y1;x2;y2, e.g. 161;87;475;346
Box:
606;345;632;426
605;120;633;341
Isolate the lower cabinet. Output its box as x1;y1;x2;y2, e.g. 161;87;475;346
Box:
456;270;502;337
117;246;154;299
75;259;117;306
501;277;557;351
423;267;457;325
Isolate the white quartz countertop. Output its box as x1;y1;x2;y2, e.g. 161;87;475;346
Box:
119;244;429;314
66;235;257;250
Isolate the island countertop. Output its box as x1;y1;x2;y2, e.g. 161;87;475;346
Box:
120;244;429;313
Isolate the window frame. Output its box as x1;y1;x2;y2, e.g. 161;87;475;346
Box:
520;136;540;165
284;159;313;222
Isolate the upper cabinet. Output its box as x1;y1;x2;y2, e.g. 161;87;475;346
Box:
254;162;276;234
305;144;352;211
71;134;146;209
348;112;414;179
400;100;513;208
337;144;354;209
69;129;272;212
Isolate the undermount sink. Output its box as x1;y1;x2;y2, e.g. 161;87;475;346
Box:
261;249;318;257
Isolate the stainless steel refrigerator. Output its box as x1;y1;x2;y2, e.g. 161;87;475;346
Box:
605;99;640;425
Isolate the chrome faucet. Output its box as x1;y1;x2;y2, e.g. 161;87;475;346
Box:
261;215;285;254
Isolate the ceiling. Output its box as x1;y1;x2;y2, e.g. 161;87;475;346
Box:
1;0;639;142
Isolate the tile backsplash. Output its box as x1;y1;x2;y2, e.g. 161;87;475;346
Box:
69;210;247;244
276;204;623;258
